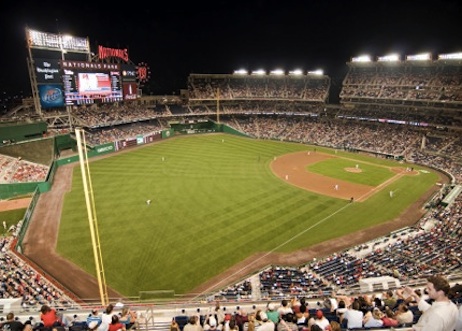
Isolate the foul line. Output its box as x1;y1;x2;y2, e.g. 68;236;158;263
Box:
188;201;354;302
356;171;404;202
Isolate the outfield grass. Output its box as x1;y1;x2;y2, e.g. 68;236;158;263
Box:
56;134;439;297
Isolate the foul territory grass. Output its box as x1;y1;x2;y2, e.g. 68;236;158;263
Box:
57;134;439;297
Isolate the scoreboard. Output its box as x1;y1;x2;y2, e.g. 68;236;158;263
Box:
27;28;145;109
35;59;137;108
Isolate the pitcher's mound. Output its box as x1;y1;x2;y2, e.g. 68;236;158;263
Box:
345;167;362;173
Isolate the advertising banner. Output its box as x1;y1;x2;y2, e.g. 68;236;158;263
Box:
34;58;62;84
38;84;65;108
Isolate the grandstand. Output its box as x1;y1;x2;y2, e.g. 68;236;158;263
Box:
341;55;462;111
0;30;461;330
187;73;329;103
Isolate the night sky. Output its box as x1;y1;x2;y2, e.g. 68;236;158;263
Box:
1;0;461;97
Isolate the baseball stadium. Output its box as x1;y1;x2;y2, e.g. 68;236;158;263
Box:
0;28;461;331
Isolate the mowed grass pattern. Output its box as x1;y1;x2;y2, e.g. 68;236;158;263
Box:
57;134;439;297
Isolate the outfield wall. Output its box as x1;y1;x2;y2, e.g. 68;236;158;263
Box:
0;182;43;199
15;187;41;251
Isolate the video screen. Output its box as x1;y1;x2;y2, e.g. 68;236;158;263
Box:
77;73;112;95
62;65;123;105
33;59;135;107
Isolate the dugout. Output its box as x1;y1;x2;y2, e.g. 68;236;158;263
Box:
441;184;462;207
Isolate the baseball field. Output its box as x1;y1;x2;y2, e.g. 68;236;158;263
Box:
26;133;443;299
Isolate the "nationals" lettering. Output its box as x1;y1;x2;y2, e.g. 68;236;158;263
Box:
98;45;129;62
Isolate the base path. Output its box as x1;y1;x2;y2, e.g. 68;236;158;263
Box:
271;151;418;202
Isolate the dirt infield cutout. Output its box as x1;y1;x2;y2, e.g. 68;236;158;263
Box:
270;151;417;202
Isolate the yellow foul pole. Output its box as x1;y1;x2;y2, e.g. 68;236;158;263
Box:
75;128;109;305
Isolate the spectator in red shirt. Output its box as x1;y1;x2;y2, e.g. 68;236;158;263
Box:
108;315;126;331
40;304;63;327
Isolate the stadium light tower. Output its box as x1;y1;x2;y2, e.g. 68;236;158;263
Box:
251;69;266;75
233;69;248;75
289;69;304;75
75;128;109;305
308;69;324;75
406;53;431;61
352;55;372;62
270;69;285;75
